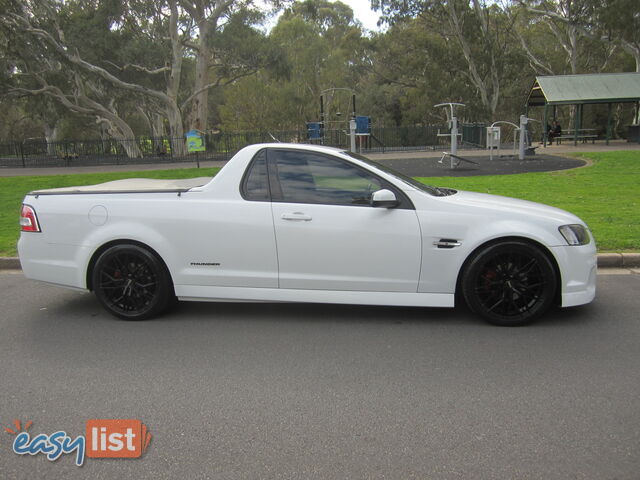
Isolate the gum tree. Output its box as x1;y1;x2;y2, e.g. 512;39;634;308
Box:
1;0;279;156
371;0;521;118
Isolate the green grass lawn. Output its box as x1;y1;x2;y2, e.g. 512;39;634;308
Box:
415;150;640;252
0;150;638;256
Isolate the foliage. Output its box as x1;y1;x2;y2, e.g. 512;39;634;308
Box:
219;0;365;131
0;0;638;143
0;0;282;153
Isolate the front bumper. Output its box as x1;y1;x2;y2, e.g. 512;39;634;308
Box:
551;242;597;308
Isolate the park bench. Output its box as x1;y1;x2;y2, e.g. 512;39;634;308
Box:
556;129;598;145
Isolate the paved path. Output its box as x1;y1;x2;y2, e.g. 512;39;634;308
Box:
367;139;640;161
1;271;639;479
0;159;227;177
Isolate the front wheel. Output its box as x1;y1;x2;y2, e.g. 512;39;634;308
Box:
462;241;557;326
92;244;174;320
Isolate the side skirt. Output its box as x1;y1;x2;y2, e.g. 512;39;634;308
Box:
174;285;454;308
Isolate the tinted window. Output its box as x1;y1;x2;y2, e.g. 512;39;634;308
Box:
242;150;269;201
272;150;383;206
345;151;447;196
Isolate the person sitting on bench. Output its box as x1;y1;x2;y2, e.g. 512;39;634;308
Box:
548;120;562;144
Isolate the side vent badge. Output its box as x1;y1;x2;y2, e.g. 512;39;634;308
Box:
433;239;461;249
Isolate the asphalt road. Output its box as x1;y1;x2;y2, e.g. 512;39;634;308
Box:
1;272;639;479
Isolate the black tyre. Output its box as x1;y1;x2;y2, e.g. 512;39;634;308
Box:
92;244;174;320
462;241;557;326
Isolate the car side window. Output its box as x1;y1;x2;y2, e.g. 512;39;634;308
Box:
271;150;383;206
241;150;270;201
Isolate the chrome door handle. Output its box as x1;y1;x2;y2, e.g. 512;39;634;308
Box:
281;212;312;221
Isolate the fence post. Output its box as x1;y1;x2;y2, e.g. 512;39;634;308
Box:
19;142;25;168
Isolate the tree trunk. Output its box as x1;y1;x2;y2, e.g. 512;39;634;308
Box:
152;113;165;138
183;1;235;133
43;122;59;155
621;41;640;73
165;0;186;155
106;115;143;158
99;121;111;154
167;106;186;156
152;113;165;152
188;13;213;132
119;139;143;159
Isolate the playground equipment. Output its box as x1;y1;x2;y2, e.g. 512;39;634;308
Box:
349;118;356;152
307;88;378;152
518;115;528;160
435;102;465;155
518;115;542;160
435;102;479;169
487;121;519;160
320;88;357;152
486;116;539;160
320;88;355;127
354;115;372;152
438;152;480;170
307;122;323;142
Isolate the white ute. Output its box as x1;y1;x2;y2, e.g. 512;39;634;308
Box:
18;143;597;326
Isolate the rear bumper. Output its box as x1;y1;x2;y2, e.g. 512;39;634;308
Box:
551;243;597;308
18;233;90;290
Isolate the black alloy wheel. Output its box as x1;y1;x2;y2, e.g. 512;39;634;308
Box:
92;244;174;320
462;241;557;326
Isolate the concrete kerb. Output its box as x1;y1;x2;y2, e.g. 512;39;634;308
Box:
0;258;21;270
597;253;640;268
1;254;639;271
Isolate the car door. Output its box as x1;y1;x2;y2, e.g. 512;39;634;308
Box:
268;148;422;292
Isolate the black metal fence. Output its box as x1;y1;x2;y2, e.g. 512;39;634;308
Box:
0;124;486;168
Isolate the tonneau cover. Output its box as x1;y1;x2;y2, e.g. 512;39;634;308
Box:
30;177;211;195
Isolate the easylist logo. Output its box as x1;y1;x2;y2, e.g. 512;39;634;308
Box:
6;419;151;466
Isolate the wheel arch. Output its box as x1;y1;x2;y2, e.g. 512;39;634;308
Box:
454;236;562;306
85;239;173;292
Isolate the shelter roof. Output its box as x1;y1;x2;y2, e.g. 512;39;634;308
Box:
527;73;640;106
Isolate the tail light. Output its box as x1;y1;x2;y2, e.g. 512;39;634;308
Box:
20;204;41;232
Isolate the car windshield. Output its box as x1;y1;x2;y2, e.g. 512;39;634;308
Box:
343;151;447;196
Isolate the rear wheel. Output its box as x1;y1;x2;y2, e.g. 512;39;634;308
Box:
92;244;174;320
462;241;557;326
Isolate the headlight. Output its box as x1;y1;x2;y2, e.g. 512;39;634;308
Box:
559;224;590;246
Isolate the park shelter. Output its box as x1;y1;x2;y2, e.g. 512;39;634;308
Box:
526;72;640;145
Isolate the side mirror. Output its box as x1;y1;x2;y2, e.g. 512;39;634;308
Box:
371;189;399;208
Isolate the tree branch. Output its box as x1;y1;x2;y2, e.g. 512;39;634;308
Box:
103;60;171;75
512;22;555;75
180;69;258;111
9;13;175;107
